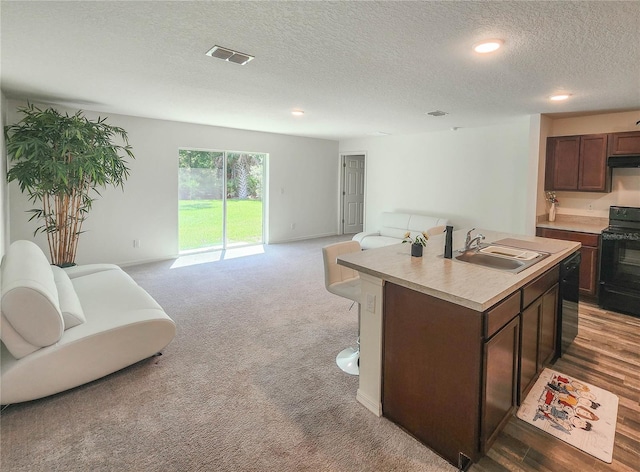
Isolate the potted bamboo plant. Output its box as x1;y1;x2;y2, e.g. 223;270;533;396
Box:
4;103;135;266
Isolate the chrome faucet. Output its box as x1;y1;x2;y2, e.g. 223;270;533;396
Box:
464;228;485;251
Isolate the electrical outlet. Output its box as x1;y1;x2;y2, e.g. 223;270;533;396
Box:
290;223;295;230
366;293;376;312
133;239;141;248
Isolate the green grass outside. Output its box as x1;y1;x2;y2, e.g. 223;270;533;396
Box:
179;199;263;251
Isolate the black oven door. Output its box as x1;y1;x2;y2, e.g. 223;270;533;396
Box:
599;228;640;316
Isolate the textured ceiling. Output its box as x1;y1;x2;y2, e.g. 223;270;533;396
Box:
1;1;639;140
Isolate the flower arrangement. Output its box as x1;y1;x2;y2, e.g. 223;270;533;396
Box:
545;191;559;205
545;191;559;222
402;231;429;246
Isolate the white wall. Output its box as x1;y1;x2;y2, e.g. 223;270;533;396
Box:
525;115;543;235
7;100;339;265
0;92;8;259
536;115;554;220
339;117;533;236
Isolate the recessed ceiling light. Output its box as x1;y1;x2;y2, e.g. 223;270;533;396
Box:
291;109;304;116
473;39;504;54
549;94;572;101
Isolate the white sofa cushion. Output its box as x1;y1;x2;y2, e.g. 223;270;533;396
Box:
1;240;64;358
0;315;41;360
63;264;122;279
361;236;407;249
353;212;450;250
69;268;164;323
51;266;86;330
379;213;411;239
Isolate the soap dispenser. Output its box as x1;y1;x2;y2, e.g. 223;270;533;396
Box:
444;225;454;259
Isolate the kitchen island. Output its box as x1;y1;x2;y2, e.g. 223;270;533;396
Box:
337;228;580;467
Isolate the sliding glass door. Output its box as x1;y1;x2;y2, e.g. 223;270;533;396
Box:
178;149;265;253
225;152;265;246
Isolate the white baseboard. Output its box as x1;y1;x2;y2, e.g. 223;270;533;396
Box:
118;256;176;268
269;232;339;244
356;389;382;417
117;233;343;266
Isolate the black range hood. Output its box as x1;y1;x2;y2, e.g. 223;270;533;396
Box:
607;155;640;168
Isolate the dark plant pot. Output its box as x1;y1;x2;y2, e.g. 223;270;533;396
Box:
56;262;77;268
411;243;423;257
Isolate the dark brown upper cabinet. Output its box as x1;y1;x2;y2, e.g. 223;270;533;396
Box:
545;134;610;192
579;134;610;191
608;130;640;156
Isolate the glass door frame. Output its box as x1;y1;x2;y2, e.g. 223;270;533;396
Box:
178;147;267;254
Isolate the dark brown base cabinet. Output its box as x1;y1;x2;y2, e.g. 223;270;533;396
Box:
536;227;599;297
382;265;560;467
482;315;520;451
519;274;559;402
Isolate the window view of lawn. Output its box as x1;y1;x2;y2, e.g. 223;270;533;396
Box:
178;148;266;253
178;199;263;250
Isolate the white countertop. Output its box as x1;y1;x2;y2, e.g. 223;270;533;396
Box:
536;215;609;234
338;229;581;312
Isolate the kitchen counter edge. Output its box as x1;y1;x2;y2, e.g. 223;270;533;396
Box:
338;230;581;312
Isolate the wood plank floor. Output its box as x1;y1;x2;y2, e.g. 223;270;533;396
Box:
472;303;640;472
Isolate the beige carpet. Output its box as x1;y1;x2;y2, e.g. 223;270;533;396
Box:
0;236;454;472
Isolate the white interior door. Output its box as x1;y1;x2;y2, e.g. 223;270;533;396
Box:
342;154;365;234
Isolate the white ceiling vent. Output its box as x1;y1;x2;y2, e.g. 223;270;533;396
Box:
426;110;449;117
206;45;254;65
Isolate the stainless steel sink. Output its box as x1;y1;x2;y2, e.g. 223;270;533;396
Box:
454;244;550;273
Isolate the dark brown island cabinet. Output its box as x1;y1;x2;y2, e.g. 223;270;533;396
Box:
382;263;561;467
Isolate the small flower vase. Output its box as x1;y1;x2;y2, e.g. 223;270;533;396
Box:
411;243;423;257
549;203;556;222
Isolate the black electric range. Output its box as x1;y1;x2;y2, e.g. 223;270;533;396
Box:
599;206;640;317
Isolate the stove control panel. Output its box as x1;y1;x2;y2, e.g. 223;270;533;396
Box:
610;206;640;224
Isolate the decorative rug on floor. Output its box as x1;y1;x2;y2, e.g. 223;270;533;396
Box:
516;368;619;463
